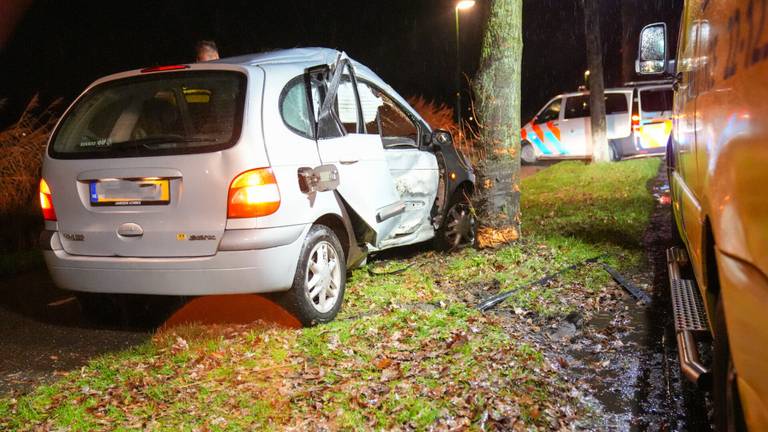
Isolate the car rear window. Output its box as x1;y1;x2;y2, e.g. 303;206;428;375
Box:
640;88;673;113
564;93;629;119
50;71;246;159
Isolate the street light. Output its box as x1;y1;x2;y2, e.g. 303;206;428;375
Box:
455;0;475;126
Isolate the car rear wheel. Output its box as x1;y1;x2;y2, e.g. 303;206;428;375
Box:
521;142;536;165
713;295;747;432
277;225;346;326
435;190;476;251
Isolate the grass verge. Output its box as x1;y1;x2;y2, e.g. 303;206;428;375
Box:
1;159;661;431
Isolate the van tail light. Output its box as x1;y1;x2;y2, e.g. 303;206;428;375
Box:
39;179;57;221
632;114;641;131
227;168;281;218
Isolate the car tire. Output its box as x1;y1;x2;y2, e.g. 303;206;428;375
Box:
609;141;622;162
435;190;477;251
276;225;346;326
713;295;747;432
521;142;536;165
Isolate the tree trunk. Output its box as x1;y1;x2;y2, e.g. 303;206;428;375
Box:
473;0;523;243
582;0;610;163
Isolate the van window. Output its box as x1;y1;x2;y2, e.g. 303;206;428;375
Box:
280;77;313;137
564;95;590;119
605;94;628;114
564;93;628;119
50;71;246;159
536;98;561;123
640;89;673;114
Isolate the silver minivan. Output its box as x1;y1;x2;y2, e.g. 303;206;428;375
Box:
40;48;475;325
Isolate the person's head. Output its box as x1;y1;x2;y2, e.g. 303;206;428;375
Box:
195;40;219;62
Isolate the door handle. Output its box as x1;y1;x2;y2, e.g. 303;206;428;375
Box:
339;160;359;165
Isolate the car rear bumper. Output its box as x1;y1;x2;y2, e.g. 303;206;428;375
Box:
41;226;307;295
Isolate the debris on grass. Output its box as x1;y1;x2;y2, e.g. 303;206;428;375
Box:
1;159;664;431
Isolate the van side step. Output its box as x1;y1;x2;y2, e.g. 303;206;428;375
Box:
667;247;712;389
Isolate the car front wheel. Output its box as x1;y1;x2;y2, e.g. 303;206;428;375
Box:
521;142;537;165
435;191;476;251
277;225;346;326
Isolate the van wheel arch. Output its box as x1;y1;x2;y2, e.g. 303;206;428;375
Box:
701;218;747;430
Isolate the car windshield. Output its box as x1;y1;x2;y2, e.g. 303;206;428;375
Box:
50;71;246;159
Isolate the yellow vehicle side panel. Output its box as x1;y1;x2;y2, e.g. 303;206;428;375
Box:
717;252;768;430
674;0;768;427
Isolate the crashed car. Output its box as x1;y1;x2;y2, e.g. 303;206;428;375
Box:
39;48;475;325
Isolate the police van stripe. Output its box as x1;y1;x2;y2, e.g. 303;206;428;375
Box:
527;127;552;155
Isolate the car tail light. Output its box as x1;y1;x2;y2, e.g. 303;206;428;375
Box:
227;168;281;218
39;179;57;221
632;114;641;131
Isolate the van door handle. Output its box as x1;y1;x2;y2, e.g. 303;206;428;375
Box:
340;160;358;165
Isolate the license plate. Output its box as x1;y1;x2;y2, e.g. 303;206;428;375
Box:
89;179;170;206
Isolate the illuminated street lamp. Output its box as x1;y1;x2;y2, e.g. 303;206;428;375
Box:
455;0;475;126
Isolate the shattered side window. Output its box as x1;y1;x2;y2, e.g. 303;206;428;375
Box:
279;77;312;137
377;91;418;148
335;76;360;134
357;82;384;134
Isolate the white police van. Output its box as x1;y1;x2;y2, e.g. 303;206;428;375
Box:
520;82;673;163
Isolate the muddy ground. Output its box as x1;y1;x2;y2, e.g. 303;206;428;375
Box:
0;163;712;429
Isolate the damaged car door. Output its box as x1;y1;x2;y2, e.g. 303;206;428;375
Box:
355;80;439;248
309;55;405;247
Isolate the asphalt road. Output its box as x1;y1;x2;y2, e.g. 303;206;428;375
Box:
0;271;149;394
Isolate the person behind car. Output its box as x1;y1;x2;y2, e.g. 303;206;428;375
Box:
195;40;219;62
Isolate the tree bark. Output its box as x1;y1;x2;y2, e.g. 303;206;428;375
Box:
473;0;523;240
582;0;610;163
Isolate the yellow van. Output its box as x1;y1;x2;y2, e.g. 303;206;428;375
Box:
637;1;768;430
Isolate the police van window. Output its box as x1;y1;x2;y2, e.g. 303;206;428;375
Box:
335;76;360;134
564;95;590;119
535;98;561;123
640;89;673;114
605;94;628;115
279;77;312;137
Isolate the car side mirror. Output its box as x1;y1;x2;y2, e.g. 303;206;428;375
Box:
430;129;453;151
636;22;668;75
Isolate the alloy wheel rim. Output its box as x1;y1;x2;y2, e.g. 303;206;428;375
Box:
305;241;342;313
445;203;476;249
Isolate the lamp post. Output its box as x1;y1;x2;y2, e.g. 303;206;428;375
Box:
455;0;475;127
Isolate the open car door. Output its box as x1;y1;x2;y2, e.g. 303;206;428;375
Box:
308;53;404;248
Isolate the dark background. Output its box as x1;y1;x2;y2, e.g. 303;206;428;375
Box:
0;0;682;129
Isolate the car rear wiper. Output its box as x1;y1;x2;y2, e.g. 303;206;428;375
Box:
111;136;219;150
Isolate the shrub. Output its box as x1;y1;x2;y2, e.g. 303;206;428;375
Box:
0;96;62;252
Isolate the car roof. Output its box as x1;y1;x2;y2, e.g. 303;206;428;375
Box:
86;47;428;129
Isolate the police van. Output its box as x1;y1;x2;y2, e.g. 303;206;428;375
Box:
520;82;673;163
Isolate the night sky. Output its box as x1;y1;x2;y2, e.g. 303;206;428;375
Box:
0;0;682;129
